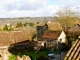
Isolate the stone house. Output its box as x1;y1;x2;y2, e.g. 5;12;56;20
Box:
37;21;68;49
37;22;48;40
42;30;67;49
37;21;62;41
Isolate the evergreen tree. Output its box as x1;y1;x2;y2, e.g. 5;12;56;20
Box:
3;25;8;31
9;26;14;31
29;22;34;27
16;22;23;28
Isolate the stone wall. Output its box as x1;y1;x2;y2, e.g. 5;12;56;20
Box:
16;55;31;60
0;49;11;60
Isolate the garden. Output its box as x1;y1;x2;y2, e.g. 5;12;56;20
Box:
9;50;58;60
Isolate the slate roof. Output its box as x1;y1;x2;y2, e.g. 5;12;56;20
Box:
64;39;80;60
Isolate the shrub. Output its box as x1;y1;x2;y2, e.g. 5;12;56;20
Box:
9;26;14;31
24;22;28;26
29;22;34;27
3;25;8;31
16;22;23;28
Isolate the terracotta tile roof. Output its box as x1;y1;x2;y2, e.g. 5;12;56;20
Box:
64;39;80;60
42;31;61;40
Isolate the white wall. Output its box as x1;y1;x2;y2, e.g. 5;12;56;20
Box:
58;31;67;43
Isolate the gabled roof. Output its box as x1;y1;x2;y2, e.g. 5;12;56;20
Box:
42;31;61;40
37;22;62;31
68;24;80;32
64;39;80;60
67;24;80;36
37;22;46;26
47;22;62;31
0;31;28;46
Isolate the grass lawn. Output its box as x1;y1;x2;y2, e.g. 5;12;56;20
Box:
9;50;58;60
9;50;50;60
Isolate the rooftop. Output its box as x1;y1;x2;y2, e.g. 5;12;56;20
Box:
0;31;28;46
42;31;61;40
47;22;62;31
37;22;46;26
64;39;80;60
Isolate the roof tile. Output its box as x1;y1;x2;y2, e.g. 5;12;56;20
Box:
64;39;80;60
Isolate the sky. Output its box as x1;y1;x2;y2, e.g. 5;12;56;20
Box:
0;0;80;18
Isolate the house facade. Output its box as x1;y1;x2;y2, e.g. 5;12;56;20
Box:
37;21;62;41
42;31;68;49
58;31;67;44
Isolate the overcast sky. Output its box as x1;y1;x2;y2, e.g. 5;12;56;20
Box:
0;0;80;18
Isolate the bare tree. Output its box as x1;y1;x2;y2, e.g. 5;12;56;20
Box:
56;7;79;30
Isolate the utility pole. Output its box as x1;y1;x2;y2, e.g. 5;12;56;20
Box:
58;39;62;60
60;39;62;60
